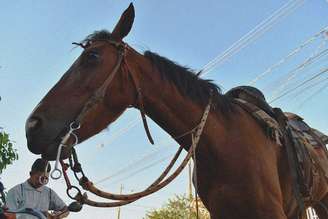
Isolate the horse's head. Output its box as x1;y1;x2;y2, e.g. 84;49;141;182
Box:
26;4;137;160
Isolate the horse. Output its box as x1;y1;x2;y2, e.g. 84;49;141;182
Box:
25;3;328;219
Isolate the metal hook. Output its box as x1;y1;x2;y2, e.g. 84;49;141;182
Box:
50;122;81;180
70;122;81;131
51;143;64;179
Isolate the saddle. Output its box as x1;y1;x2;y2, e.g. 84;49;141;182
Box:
226;86;328;198
226;86;275;118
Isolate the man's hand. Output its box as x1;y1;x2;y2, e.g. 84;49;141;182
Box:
47;208;69;219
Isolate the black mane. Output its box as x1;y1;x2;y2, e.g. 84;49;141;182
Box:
144;51;232;113
82;30;232;113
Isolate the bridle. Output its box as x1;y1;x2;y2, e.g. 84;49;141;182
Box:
51;39;153;179
74;39;154;144
49;39;213;217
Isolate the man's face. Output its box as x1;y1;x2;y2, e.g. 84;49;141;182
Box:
30;171;49;188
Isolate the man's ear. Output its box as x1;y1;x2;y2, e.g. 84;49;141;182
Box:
111;3;135;41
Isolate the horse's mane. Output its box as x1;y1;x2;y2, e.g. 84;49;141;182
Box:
82;30;233;113
143;51;232;113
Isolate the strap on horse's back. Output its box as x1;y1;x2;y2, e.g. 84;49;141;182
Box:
273;108;307;216
229;87;328;217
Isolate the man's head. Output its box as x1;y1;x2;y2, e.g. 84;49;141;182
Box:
29;158;51;188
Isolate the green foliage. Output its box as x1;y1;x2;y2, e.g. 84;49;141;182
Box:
144;194;210;219
0;130;18;174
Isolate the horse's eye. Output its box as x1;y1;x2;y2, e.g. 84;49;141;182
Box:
88;52;100;60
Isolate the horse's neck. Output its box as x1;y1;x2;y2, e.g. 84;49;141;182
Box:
143;87;204;144
131;53;222;149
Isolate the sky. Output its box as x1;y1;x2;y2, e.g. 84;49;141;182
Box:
0;0;328;218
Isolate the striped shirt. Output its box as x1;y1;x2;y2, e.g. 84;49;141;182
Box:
6;181;66;219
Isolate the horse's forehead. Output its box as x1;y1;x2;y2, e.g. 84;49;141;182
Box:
85;41;112;51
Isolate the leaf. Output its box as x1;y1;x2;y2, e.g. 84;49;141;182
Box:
0;130;18;173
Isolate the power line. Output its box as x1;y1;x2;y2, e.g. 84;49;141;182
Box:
200;0;305;77
94;139;174;185
269;46;328;99
97;117;139;148
100;153;174;186
269;67;328;103
202;0;304;75
249;26;328;85
94;150;167;185
296;80;328;110
289;76;328;100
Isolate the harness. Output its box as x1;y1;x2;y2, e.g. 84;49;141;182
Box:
49;39;213;215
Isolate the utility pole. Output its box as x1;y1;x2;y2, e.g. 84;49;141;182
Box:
188;161;193;219
117;184;123;219
188;161;193;200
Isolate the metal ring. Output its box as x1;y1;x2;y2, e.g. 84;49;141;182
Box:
67;186;82;200
70;122;81;131
50;169;62;180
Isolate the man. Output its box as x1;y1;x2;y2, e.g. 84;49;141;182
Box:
6;158;69;219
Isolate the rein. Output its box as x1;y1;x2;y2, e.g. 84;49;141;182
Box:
60;96;211;209
49;39;213;212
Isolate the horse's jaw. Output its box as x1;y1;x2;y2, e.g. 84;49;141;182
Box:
28;136;72;161
41;143;71;161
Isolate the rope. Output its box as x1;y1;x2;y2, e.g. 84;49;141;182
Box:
67;96;212;208
76;136;193;207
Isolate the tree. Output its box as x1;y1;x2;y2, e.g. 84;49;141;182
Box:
0;128;18;208
0;129;18;174
144;194;210;219
0;96;18;174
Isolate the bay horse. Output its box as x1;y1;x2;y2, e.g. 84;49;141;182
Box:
25;3;328;219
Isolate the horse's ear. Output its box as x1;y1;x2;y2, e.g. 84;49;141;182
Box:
111;3;135;41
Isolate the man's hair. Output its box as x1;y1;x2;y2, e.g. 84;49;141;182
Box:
31;158;51;173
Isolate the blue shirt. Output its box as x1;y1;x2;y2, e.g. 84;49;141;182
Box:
6;181;66;219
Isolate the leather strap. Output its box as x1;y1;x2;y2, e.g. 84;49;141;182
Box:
123;50;154;144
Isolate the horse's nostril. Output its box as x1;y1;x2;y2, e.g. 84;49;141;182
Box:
26;116;43;132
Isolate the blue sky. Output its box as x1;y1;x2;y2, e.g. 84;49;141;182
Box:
1;1;328;218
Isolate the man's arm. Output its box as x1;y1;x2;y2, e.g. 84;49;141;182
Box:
49;189;69;218
52;206;69;219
